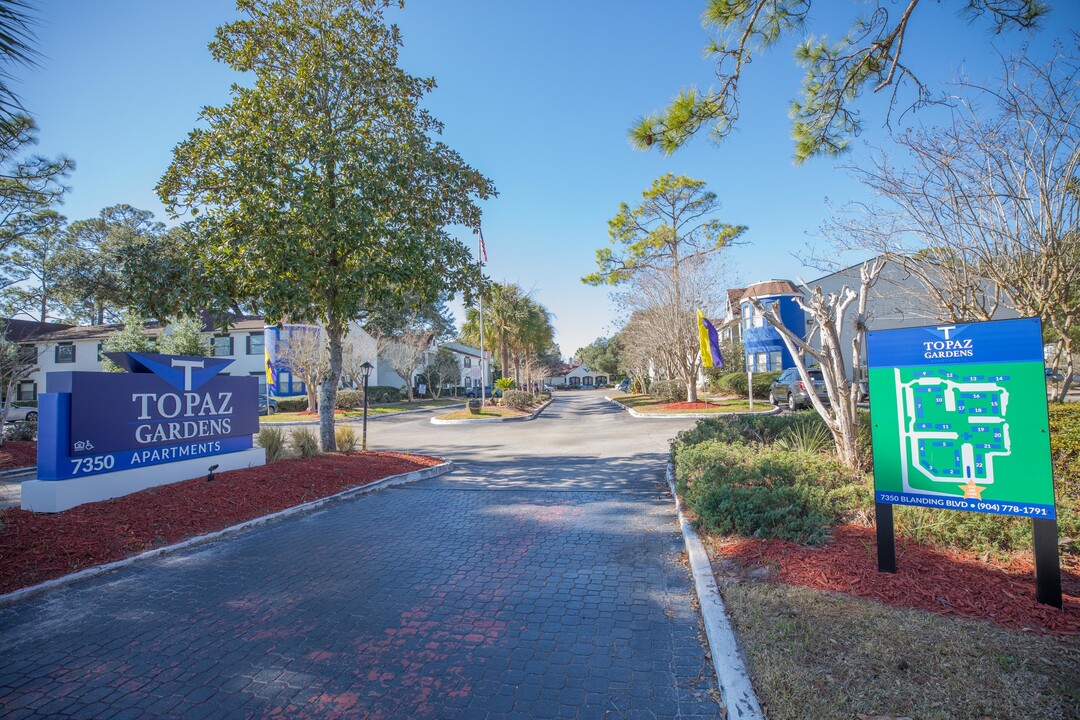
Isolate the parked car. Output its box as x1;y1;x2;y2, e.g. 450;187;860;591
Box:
857;379;870;403
258;397;278;416
542;384;555;392
769;368;828;410
464;386;501;399
1046;367;1065;383
617;379;631;393
3;401;38;422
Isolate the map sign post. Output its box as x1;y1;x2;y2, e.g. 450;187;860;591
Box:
866;317;1061;608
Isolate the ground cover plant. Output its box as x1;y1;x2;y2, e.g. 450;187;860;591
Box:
0;452;441;594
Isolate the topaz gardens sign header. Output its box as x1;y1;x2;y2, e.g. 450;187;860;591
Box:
21;352;264;513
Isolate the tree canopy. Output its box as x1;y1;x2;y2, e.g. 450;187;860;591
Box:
156;0;494;449
630;0;1048;163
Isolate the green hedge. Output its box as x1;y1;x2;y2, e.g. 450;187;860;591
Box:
365;385;402;403
710;370;779;399
649;379;685;403
672;408;1080;556
276;398;308;413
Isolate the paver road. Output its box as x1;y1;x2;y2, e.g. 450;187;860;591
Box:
0;393;722;719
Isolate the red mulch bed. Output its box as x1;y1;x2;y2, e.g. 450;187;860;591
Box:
711;524;1080;636
0;441;36;471
660;401;723;412
0;451;440;594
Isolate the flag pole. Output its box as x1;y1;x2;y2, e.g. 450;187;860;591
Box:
478;230;486;409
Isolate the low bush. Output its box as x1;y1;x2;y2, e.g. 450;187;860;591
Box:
290;427;321;457
502;390;533;411
2;420;36;442
276;398;308;413
256;425;288;462
335;390;364;410
710;370;779;399
366;385;401;403
335;425;359;453
649;379;685;403
674;439;868;544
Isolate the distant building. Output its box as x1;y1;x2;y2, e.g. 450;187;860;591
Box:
739;279;806;372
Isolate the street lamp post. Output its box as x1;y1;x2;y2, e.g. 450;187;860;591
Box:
360;361;374;451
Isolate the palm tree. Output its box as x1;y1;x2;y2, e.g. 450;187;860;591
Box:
0;0;40;137
461;282;526;381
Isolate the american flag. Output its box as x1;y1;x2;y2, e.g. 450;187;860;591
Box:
478;228;488;265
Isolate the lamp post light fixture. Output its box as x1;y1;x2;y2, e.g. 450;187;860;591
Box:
360;361;374;451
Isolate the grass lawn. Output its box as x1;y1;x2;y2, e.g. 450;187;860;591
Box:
262;399;463;423
722;581;1079;720
436;406;531;420
614;393;766;414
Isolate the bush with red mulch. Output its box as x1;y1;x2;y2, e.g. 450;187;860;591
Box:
0;451;440;594
712;524;1080;636
0;441;36;471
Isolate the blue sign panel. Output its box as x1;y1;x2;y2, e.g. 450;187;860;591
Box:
38;352;260;481
865;317;1044;368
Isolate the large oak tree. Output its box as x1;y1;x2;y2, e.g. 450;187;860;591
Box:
157;0;494;450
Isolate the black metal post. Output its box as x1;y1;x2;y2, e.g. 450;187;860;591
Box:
362;374;369;452
876;502;896;573
1033;518;1062;609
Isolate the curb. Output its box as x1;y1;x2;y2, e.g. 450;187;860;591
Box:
0;466;35;479
260;403;467;428
0;459;454;608
606;396;781;419
666;462;764;720
430;397;554;425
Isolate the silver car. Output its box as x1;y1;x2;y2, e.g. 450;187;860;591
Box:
3;402;38;422
769;368;828;410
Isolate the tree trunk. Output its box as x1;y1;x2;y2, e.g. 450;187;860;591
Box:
318;320;343;452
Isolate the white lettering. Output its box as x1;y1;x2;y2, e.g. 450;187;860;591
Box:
171;359;206;391
132;393;155;420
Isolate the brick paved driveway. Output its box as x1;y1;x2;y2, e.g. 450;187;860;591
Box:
0;394;721;718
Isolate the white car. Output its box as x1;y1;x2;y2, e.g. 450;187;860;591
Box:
3;402;38;422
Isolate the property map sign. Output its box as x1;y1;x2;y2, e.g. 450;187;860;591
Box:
866;318;1056;520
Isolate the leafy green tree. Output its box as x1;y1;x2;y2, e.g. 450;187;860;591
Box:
0;0;40;136
100;311;156;372
0;209;72;321
575;336;622;377
631;0;1047;163
0;116;73;257
55;205;165;325
460;282;526;381
584;175;744;402
156;0;494;450
158;316;210;357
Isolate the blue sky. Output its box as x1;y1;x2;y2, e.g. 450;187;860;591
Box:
19;1;1077;357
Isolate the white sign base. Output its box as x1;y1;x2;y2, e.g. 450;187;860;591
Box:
21;448;267;513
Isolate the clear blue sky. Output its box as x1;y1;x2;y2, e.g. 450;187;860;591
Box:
19;1;1077;357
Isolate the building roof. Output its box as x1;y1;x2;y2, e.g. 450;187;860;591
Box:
441;341;487;359
741;280;801;298
18;313;266;343
2;318;74;342
726;288;745;316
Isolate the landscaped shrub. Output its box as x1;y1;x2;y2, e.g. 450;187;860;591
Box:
365;386;401;403
276;398;308;413
2;420;36;442
256;425;288;462
710;370;779;399
502;390;532;411
335;425;359;453
775;417;834;455
672;405;1080;557
674;439;868;544
290;427;321;457
335;390;364;410
649;379;685;403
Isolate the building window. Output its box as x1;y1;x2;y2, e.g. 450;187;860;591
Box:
18;344;36;365
55;343;75;364
464;377;472;388
211;336;233;357
769;351;782;370
463;356;471;368
246;333;264;355
756;353;768;372
251;371;267;396
742;305;751;329
16;381;36;402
